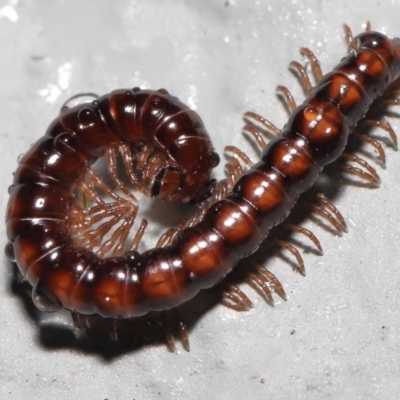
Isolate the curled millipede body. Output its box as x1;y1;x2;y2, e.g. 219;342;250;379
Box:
5;27;400;338
6;88;220;317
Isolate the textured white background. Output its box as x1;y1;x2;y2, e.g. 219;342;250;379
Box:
1;1;400;399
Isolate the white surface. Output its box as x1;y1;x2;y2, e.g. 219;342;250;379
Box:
1;1;400;399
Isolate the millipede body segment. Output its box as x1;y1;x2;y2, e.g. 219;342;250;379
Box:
5;30;400;323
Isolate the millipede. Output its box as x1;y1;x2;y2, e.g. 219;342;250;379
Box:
5;24;400;351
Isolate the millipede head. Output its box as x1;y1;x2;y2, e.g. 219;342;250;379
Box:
151;148;220;203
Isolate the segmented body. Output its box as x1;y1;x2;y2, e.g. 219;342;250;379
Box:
6;31;400;319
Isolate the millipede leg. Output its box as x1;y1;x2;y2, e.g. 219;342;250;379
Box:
356;133;386;166
109;319;119;343
222;266;287;309
106;147;139;203
257;266;287;301
231;156;245;180
286;223;323;254
361;119;398;150
157;216;188;248
173;310;190;352
246;266;287;306
225;162;237;188
76;177;138;255
148;311;190;352
343;24;355;49
276;85;297;111
118;143;150;196
225;157;245;187
188;207;208;227
242;124;267;150
289;60;313;94
86;168;128;203
221;284;253;311
67;205;91;235
386;88;400;97
344;22;370;48
310;193;347;236
78;180;106;206
97;211;137;257
300;47;323;81
224;156;247;189
129;218;148;252
247;272;274;305
128;139;191;200
225;145;254;168
273;238;306;276
340;153;381;185
316;193;347;232
184;178;230;229
90;212;129;251
213;179;230;201
156;228;178;248
178;319;190;352
243;111;282;136
384;96;400;106
71;200;137;255
71;312;89;330
311;204;343;236
160;315;177;352
70;165;143;256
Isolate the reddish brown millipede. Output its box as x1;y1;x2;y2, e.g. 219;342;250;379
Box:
5;24;400;349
